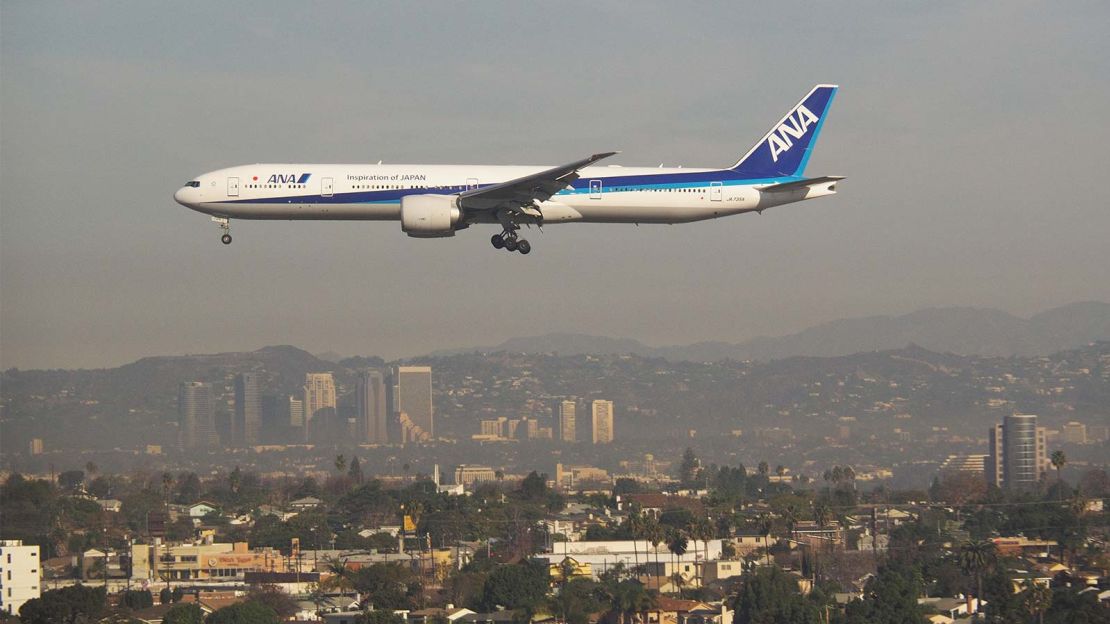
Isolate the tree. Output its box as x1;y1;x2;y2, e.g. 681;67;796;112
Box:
608;579;656;624
323;557;356;594
354;563;418;611
480;562;549;612
666;528;688;595
843;565;924;624
1022;580;1052;624
18;585;107;624
206;600;280;624
732;566;820;624
162;603;204;624
757;514;774;567
335;454;347;474
120;589;154;610
958;539;998;609
679;448;700;487
358;611;406;624
57;470;85;491
229;466;243;494
1050;451;1066;484
550;578;604;624
160;587;173;605
349;457;364;484
247;585;298;619
519;471;549;501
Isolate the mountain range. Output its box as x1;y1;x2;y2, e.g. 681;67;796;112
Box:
424;301;1110;362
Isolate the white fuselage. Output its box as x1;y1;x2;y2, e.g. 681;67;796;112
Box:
174;163;835;226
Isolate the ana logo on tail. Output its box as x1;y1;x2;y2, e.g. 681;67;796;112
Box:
767;104;819;162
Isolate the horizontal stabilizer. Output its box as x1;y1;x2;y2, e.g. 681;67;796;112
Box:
760;176;844;193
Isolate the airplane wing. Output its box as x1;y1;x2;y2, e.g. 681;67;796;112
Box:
457;151;618;212
759;176;845;193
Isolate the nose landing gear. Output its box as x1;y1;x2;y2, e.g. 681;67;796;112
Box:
212;216;232;245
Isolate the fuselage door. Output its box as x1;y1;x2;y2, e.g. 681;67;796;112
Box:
589;179;602;199
710;181;723;202
466;178;479;191
322;177;334;198
227;177;239;197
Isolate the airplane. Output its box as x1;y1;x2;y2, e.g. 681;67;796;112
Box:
174;84;842;255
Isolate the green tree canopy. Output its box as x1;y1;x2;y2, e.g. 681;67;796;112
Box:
480;561;550;612
18;585;107;624
843;565;924;624
732;566;820;624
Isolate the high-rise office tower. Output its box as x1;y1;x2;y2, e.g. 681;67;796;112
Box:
233;373;261;446
288;396;305;429
591;399;614;444
391;366;433;438
356;370;389;444
179;381;216;449
558;400;577;443
987;414;1047;489
304;373;337;437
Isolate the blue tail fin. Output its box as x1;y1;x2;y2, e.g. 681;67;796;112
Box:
730;84;838;179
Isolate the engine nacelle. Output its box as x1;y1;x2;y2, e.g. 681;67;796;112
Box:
400;194;462;238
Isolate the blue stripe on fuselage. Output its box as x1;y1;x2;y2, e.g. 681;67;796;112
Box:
216;169;797;205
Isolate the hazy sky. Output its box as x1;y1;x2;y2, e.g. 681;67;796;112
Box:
2;1;1109;369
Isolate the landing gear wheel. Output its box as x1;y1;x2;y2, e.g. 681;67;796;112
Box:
504;238;519;252
517;239;531;255
491;234;505;249
221;233;233;245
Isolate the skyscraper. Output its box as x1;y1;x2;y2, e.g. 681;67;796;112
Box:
179;381;216;449
391;366;433;439
987;414;1047;489
233;373;261;446
591;399;614;444
288;396;305;429
557;400;577;443
356;369;389;444
303;373;337;438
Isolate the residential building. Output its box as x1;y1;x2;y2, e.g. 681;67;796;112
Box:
0;540;40;616
233;373;261;446
28;438;43;455
391;366;434;438
480;418;507;438
179;382;216;449
555;463;610;488
987;414;1048;489
1062;421;1087;444
557;400;577;442
304;373;337;436
591;400;614;444
356;370;389;444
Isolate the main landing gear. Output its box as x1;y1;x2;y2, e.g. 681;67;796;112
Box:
212;216;232;245
491;231;531;254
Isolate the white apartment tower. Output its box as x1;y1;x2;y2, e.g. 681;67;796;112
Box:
558;400;577;443
591;399;614;444
0;540;40;616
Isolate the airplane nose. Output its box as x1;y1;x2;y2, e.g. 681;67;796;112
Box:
174;187;189;205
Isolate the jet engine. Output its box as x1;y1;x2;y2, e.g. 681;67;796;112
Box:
400;194;463;238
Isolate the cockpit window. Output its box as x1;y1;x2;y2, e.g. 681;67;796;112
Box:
184;181;200;188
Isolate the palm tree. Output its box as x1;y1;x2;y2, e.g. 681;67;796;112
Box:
1021;580;1052;624
644;517;665;591
958;539;998;610
813;501;831;531
322;557;354;595
609;579;656;624
627;508;643;580
161;472;173;505
665;529;688;596
1050;450;1066;483
782;504;801;541
757;514;774;567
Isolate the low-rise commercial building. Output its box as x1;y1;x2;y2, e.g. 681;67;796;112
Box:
0;540;41;616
